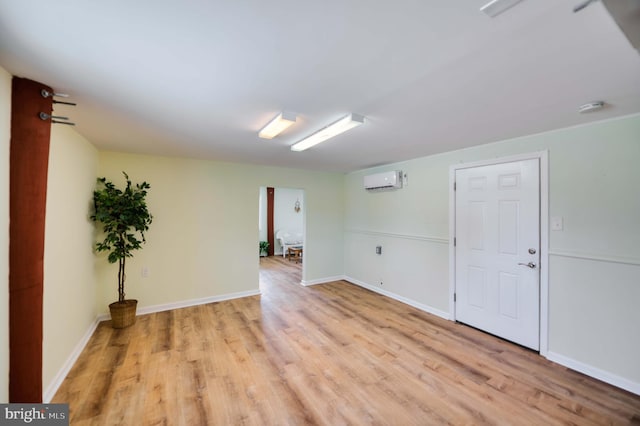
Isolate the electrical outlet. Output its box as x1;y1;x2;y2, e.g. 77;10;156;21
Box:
142;266;149;278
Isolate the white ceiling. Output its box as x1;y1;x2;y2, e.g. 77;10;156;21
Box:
1;0;639;172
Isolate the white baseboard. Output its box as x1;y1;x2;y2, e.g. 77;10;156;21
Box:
136;289;262;316
300;275;345;287
546;351;640;396
344;276;449;320
97;289;263;321
43;317;100;403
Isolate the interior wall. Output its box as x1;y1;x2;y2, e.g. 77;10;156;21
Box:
0;66;11;402
96;152;344;312
273;187;304;255
43;125;98;398
344;114;640;388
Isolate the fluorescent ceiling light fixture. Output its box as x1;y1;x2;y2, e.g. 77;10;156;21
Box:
258;112;297;139
290;113;365;152
480;0;525;17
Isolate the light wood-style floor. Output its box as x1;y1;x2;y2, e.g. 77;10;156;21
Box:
54;256;640;425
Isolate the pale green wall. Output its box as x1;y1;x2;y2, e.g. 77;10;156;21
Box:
43;125;98;397
96;152;344;312
344;114;640;385
0;66;11;402
344;149;451;314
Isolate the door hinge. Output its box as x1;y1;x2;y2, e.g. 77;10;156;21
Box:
453;237;456;246
454;182;456;191
454;293;456;302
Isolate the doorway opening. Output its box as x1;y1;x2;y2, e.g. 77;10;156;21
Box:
258;187;305;288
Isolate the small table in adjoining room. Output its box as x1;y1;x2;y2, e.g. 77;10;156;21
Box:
287;247;303;263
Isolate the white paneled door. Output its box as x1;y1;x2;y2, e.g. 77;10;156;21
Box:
455;159;540;350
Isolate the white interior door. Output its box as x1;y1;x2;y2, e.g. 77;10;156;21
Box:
455;159;540;350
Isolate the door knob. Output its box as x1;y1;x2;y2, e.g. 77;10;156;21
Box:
518;262;536;269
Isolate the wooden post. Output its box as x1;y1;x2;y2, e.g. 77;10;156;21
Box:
9;77;52;402
267;187;274;256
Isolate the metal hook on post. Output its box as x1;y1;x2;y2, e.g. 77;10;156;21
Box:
41;89;76;105
39;112;76;126
40;88;77;123
41;89;71;99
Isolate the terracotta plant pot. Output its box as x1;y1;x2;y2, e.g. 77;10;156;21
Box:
108;299;138;329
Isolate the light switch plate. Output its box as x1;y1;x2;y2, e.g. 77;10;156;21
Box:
551;216;563;231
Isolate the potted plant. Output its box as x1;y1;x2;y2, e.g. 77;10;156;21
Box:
91;172;153;329
259;241;270;257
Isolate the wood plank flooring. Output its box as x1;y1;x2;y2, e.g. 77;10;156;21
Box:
53;256;640;425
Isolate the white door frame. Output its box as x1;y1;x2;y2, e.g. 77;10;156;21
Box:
449;151;549;356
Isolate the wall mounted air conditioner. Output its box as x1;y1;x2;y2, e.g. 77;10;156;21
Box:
364;170;403;191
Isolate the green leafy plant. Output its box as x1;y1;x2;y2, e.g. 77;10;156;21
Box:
91;172;153;303
259;240;270;256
